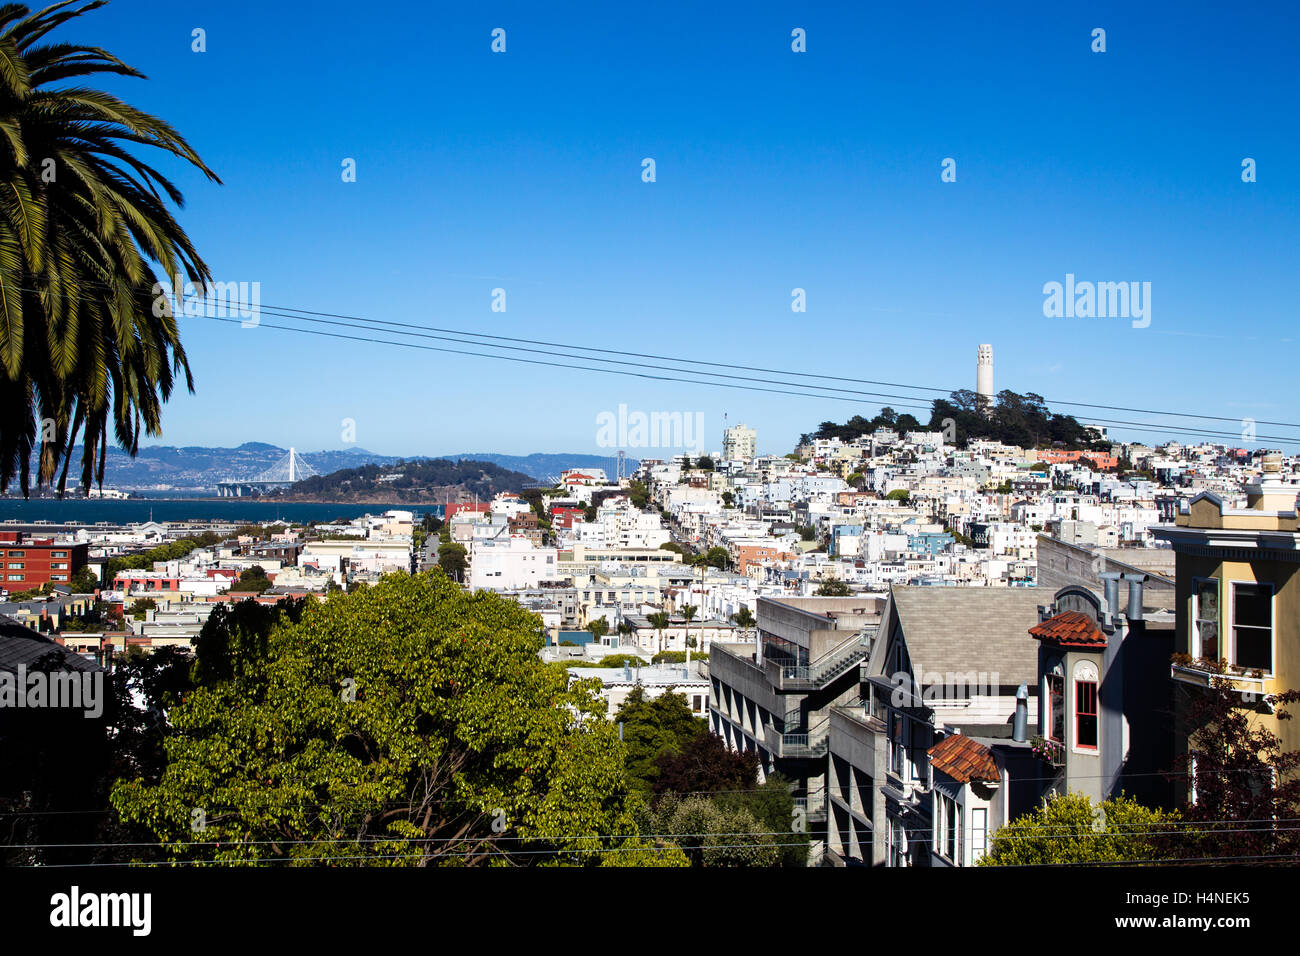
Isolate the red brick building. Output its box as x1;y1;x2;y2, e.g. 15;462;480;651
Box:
0;532;89;591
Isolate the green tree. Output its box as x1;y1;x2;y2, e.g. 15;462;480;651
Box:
886;489;910;502
815;576;851;596
646;611;671;654
586;617;610;641
696;456;714;470
110;571;680;866
233;564;272;593
702;546;729;570
979;792;1180;866
0;1;221;496
437;541;467;582
638;793;777;867
614;686;704;794
126;597;156;621
69;566;99;593
730;606;756;632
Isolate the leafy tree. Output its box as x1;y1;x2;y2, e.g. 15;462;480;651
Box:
637;793;777;867
885;489;910;502
437;541;467;582
586;617;610;640
614;686;704;794
233;564;272;593
126;597;157;620
111;571;680;865
721;491;734;507
1168;682;1300;860
980;792;1180;866
0;1;221;497
69;566;99;593
651;650;707;664
730;606;756;631
702;546;730;570
696;456;714;470
717;772;808;867
815;576;851;597
652;728;758;800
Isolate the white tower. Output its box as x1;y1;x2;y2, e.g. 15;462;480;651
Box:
976;345;993;408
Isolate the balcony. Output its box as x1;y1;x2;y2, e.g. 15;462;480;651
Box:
765;630;874;691
1170;657;1270;703
765;718;831;759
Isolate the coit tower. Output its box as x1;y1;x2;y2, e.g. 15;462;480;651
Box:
976;345;993;404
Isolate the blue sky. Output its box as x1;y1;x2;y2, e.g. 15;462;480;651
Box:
68;0;1300;456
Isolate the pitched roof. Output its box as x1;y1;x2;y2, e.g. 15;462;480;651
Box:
0;616;100;673
1029;610;1106;648
886;586;1044;682
928;734;1000;784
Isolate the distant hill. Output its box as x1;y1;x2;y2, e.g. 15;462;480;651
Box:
445;453;635;481
51;444;633;492
70;443;401;491
280;458;534;503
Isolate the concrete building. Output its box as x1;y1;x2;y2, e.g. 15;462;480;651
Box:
709;595;885;861
722;424;758;463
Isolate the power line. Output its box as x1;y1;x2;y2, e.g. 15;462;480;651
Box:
182;311;1300;446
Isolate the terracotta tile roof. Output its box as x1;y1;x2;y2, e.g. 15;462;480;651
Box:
928;734;1000;784
1029;610;1106;648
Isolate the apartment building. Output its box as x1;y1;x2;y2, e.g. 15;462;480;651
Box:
0;533;89;591
1152;459;1300;775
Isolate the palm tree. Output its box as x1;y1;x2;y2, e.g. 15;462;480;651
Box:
646;611;670;655
0;0;220;496
680;603;697;651
731;605;756;639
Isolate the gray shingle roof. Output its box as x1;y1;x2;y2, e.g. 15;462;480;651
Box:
888;586;1044;683
0;616;100;673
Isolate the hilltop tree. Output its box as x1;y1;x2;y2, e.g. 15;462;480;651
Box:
111;571;679;866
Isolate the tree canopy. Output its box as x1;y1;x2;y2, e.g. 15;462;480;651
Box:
111;573;680;866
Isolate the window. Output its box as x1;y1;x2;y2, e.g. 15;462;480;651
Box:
938;794;960;863
971;807;988;860
1076;680;1098;750
888;713;904;775
7;550;23;557
7;563;22;570
52;551;67;558
6;574;23;581
1193;579;1219;661
1048;673;1065;743
1232;583;1273;673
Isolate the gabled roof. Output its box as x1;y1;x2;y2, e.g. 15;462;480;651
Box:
883;586;1043;682
1029;610;1106;648
0;616;100;673
928;734;1000;784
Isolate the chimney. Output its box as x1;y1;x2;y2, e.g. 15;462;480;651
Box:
1099;572;1122;627
1121;572;1146;621
1013;683;1028;742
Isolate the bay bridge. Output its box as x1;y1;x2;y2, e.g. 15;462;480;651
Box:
215;447;318;497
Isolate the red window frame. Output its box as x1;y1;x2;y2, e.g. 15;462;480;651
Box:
1076;680;1098;750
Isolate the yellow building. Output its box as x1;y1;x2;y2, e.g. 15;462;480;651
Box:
1153;457;1300;766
